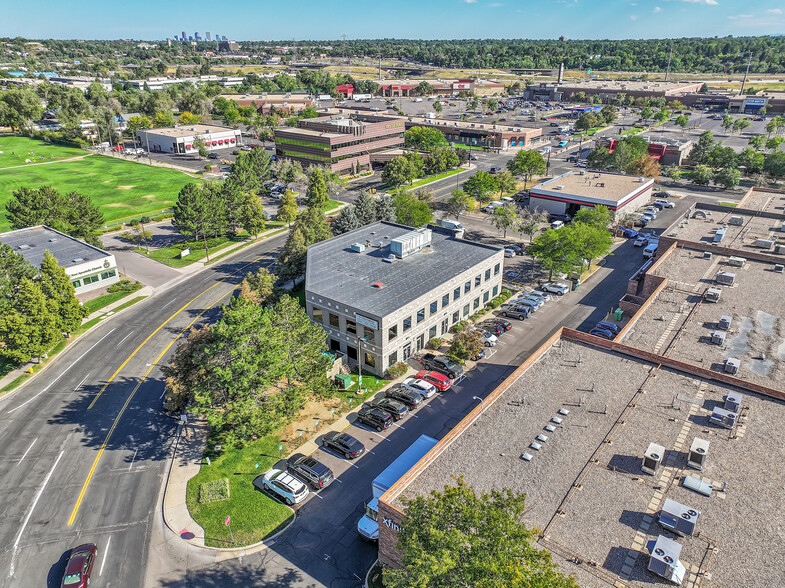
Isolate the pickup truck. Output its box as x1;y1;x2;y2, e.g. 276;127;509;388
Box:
419;353;464;379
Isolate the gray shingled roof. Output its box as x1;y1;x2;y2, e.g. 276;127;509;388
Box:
305;221;502;318
0;225;109;269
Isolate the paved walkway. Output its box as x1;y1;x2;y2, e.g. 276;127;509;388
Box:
0;152;92;171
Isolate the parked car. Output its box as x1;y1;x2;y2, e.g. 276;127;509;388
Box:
385;386;423;409
499;305;529;320
641;212;656;221
654;199;675;208
541;281;569;295
508;244;526;255
530;289;552;302
286;454;335;489
495;318;512;331
512;298;540;312
367;397;409;421
634;236;649;247
504;248;516;258
61;544;97;588
596;321;622;335
320;431;365;459
577;161;587;168
240;145;253;151
589;327;615;340
420;353;464;379
480;332;498;347
357;404;393;431
633;217;649;228
414;370;452;391
208;152;220;159
482;321;505;336
255;466;310;505
489;166;501;174
516;296;543;309
402;377;438;398
618;228;639;239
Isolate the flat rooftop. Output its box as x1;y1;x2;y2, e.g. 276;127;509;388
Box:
406;116;539;135
305;222;502;318
394;336;785;588
218;93;311;101
736;187;785;214
622;248;785;392
665;205;783;252
0;225;109;269
139;124;237;138
560;80;702;93
533;171;652;203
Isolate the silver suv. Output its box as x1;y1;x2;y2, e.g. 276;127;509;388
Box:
255;467;310;505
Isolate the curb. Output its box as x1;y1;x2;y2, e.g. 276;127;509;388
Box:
364;558;380;588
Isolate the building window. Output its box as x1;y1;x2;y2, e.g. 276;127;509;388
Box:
493;285;499;296
494;263;500;276
346;320;357;336
100;269;116;280
72;280;81;288
442;294;450;308
429;325;437;339
364;352;376;368
475;275;481;287
473;297;480;310
416;308;425;323
429;300;438;315
329;313;339;328
464;281;471;294
83;275;99;284
463;304;470;317
454;287;461;301
363;327;377;344
485;268;491;281
313;308;324;323
483;291;490;303
452;311;459;324
388;324;398;341
388;351;398;366
403;316;412;332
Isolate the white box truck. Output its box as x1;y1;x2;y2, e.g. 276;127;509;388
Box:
357;435;438;541
353;93;373;101
317;94;332;101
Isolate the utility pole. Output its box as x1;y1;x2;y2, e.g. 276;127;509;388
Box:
739;51;753;96
664;46;673;82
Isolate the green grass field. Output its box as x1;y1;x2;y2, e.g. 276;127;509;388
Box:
0;137;199;232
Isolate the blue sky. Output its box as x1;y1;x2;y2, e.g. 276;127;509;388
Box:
3;0;785;40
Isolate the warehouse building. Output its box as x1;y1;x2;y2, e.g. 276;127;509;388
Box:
216;93;313;114
404;116;543;150
305;222;504;376
529;171;653;217
135;124;242;154
377;328;785;588
0;225;119;295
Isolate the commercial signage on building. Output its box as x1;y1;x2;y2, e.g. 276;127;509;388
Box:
746;98;767;106
355;313;379;330
383;516;402;532
453;83;471;90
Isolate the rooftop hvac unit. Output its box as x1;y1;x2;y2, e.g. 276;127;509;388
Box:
713;227;726;243
725;357;740;374
687;437;710;470
703;251;712;260
351;243;365;252
683;474;713;497
727;256;746;267
718;315;732;330
776;245;785;255
642;442;665;475
775;264;785;273
390;227;432;259
710;331;726;345
754;238;775;249
704;287;722;302
710;406;737;429
724;391;743;413
659;498;700;537
729;215;744;226
715;271;735;286
554;185;564;190
647;535;686;585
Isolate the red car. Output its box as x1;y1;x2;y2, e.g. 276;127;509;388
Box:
61;543;97;588
415;370;452;392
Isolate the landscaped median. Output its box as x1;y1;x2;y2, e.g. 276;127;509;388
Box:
184;369;389;548
388;168;466;194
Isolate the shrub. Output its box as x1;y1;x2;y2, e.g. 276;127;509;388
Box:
128;219;140;227
450;320;469;334
198;478;230;504
384;361;408;379
140;216;152;224
427;337;442;349
107;280;142;293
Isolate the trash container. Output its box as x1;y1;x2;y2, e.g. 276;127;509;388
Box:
613;308;624;321
335;374;351;390
572;279;580;291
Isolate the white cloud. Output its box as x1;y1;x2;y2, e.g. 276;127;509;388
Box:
766;7;783;13
462;0;478;3
489;1;503;5
678;0;718;5
728;13;754;19
653;6;663;12
630;14;639;20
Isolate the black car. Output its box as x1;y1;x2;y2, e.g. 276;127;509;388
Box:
481;322;505;336
367;397;409;421
357;404;394;431
589;327;614;340
495;318;512;331
385;387;422;410
320;431;365;459
596;321;622;335
286;454;335;489
420;353;464;379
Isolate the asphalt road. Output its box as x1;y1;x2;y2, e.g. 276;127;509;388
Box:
0;231;288;588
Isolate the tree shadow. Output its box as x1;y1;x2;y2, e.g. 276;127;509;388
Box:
46;549;71;588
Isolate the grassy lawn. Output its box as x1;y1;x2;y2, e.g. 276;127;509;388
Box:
83;289;139;314
138;234;250;267
452;143;487;151
0;136;85;166
0;137;199;232
719;202;738;207
204;225;288;265
389;169;463;194
186;433;295;548
324;199;343;212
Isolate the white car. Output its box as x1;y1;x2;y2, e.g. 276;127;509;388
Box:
255;467;309;505
401;377;437;398
530;289;552;302
481;332;498;347
504;248;516;258
654;199;675;208
541;281;569;295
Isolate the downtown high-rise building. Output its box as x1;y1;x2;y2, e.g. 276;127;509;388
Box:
206;31;211;41
181;31;187;41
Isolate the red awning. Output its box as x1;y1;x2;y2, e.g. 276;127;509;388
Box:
211;141;218;145
218;140;224;144
186;144;192;148
230;138;236;143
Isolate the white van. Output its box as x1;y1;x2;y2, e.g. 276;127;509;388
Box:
550;220;565;230
437;219;464;231
643;243;658;259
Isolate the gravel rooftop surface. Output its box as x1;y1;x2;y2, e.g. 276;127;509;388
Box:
668;208;784;253
396;339;785;588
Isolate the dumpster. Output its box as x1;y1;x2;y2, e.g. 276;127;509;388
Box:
572;279;580;291
335;374;352;390
613;308;624;321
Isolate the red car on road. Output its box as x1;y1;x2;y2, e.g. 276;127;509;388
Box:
415;370;452;392
61;543;97;588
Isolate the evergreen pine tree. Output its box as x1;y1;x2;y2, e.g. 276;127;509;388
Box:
375;194;397;222
332;205;361;235
354;191;378;225
305;169;329;208
38;250;88;336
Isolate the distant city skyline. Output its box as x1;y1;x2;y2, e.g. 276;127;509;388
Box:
3;0;785;40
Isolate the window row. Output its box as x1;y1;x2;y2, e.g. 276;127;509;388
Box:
71;268;116;289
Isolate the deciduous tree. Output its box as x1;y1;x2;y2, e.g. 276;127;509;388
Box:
444;189;475;221
276;190;298;226
463;171;499;203
506;150;547;189
405;126;448;151
392;192;434;227
490;203;518;238
38;250;88;336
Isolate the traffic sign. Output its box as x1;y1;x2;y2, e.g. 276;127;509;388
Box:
225;515;231;526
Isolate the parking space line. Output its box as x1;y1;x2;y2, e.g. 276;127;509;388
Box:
100;535;111;576
333;478;342;483
16;438;37;467
392;423;406;429
312;493;323;500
